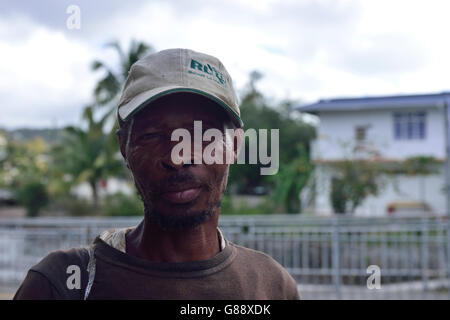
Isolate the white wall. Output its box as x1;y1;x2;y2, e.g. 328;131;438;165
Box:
312;163;447;217
312;107;446;161
356;167;447;217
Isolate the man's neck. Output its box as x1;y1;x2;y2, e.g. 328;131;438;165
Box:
125;213;221;263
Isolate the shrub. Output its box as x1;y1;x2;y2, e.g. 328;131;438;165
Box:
14;181;49;217
220;194;280;215
102;192;144;216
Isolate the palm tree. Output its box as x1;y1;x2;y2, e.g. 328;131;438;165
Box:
91;40;153;114
49;40;152;210
52;106;125;208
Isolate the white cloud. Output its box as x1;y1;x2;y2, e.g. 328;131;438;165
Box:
0;16;100;128
2;0;450;128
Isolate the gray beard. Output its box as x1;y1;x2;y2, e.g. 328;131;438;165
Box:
143;200;221;230
134;168;228;230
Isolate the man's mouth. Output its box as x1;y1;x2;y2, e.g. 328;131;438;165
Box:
161;186;203;204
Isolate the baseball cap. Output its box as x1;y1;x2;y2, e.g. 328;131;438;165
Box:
117;48;244;128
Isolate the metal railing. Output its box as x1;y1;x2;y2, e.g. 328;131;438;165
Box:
0;215;449;299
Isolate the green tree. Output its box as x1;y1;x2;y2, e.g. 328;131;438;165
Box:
270;145;314;213
14;182;49;217
228;71;316;195
0;132;50;216
51;106;125;208
330;159;382;214
91;40;153;113
53;40;152;209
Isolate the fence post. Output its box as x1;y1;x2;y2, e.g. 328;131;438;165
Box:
86;225;91;246
447;216;450;299
332;217;342;299
421;217;429;293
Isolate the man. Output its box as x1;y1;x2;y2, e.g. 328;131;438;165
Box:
14;49;300;300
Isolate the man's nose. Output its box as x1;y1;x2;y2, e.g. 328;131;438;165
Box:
159;140;200;171
160;155;192;171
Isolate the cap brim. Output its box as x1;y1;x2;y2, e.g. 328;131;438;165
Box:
118;86;244;128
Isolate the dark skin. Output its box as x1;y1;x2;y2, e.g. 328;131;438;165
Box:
118;93;239;263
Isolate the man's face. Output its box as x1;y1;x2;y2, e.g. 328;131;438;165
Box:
121;94;233;229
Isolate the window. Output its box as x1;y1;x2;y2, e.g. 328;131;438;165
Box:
393;111;426;140
355;126;367;141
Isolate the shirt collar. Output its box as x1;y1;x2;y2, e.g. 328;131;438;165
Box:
99;226;227;253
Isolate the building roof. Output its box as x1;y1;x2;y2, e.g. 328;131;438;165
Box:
296;92;450;114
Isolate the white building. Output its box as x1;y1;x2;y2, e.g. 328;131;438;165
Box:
297;92;450;217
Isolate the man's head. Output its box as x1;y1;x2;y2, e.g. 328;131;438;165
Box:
116;49;243;230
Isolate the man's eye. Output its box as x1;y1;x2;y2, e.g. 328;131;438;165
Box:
140;133;161;140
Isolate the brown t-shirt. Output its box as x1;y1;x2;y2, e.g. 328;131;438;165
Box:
13;233;300;300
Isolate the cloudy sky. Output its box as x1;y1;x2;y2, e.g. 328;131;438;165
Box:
1;0;450;129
